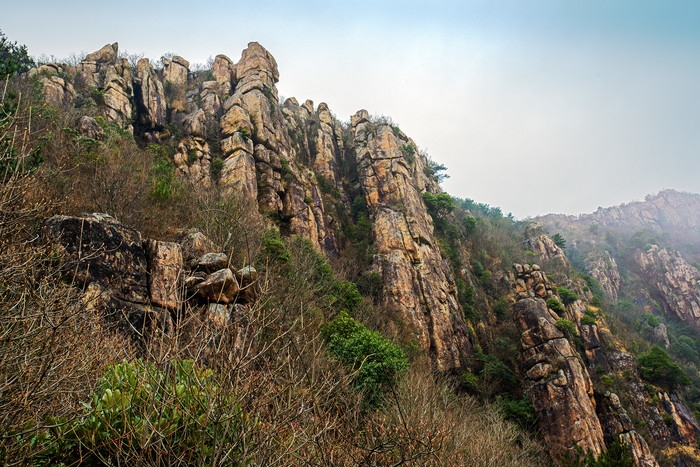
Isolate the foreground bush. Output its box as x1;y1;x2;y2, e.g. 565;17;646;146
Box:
28;359;253;466
322;311;408;407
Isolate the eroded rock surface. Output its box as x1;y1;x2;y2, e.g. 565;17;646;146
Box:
352;110;471;372
635;245;700;329
513;297;606;461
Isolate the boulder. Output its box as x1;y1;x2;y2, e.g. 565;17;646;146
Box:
44;213;149;304
195;268;239;304
76;116;104;140
193;252;229;274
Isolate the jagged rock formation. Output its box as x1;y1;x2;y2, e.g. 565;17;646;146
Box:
513;296;606;461
352;110;471;372
586;251;622;301
596;392;659;467
510;264;664;465
134;58;166;132
634;245;700;329
44;213;258;334
32;40;700;465
528;229;569;270
29;64;76;108
510;265;605;461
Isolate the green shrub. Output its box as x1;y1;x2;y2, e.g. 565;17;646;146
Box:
497;396;537;430
422;192;455;219
556;318;578;337
637;345;691;389
581;310;597;326
356;271;383;299
646;314;661;328
321;311;408;407
557;286;579;306
547;297;566;314
29;359;253;466
258;227;291;264
493;297;511;320
600;375;615;387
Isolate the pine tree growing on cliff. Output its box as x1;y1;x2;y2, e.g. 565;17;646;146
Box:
0;30;34;78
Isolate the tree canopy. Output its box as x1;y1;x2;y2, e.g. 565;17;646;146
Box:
0;30;34;78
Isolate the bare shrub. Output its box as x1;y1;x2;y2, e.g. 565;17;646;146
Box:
356;358;548;466
0;79;133;464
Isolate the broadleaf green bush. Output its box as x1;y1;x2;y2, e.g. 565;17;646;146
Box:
28;359;253;466
321;311;408;407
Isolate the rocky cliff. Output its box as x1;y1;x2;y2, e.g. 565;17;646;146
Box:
28;41;700;466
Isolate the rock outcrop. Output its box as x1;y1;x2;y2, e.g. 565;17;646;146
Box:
45;214;259;336
634;245;700;329
352;110;471;372
586;251;622;301
134;58;166;132
513;296;606;461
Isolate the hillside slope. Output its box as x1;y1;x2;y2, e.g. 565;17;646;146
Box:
2;40;700;466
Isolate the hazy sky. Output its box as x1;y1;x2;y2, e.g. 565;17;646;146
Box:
5;1;700;218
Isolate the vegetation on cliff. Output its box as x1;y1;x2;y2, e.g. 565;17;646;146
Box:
2;33;700;466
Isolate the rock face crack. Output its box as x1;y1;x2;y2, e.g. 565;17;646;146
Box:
513;297;605;461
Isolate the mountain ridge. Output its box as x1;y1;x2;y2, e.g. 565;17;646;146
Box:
2;39;700;466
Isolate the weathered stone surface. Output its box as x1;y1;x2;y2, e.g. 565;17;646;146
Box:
134;58;166;130
39;74;76;108
221;152;258;198
193;253;229;274
233;42;279;97
512;263;554;300
173;136;212;188
596;392;659;467
45;214;149;304
352;110;471;372
528;231;569;269
146;240;183;310
163;55;190;87
195;268;239;304
634;245;700;329
76;116;104;140
212;54;235;91
513;298;605;461
84;43;118;64
661;393;700;444
102;58;134;125
586;251;622;301
174;229;216;266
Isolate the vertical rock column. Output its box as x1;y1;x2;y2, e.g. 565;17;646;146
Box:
352;110;470;372
513;297;606;462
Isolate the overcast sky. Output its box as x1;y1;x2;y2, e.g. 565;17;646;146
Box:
5;1;700;218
